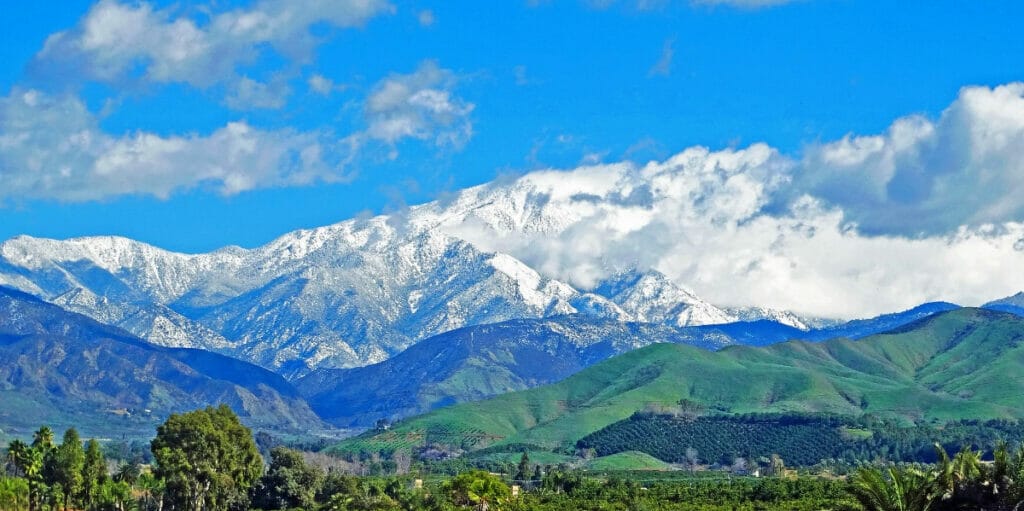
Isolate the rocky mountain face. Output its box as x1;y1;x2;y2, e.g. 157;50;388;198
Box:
0;286;322;433
0;213;734;377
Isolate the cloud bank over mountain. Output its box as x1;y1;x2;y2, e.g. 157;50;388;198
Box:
438;83;1024;318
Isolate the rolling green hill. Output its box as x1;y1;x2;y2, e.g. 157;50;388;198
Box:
331;308;1024;456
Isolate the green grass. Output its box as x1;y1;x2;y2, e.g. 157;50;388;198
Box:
330;308;1024;457
584;451;674;471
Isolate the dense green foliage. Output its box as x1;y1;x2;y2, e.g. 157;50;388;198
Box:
577;413;1024;467
151;405;263;511
849;443;1024;510
333;308;1024;457
2;426;129;511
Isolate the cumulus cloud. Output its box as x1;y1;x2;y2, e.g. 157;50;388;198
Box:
430;83;1024;318
0;89;352;201
223;76;291;110
355;61;474;155
32;0;394;90
0;60;472;202
307;74;339;96
437;144;1024;318
796;83;1024;235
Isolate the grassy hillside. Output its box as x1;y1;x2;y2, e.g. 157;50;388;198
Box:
584;451;674;471
330;308;1024;455
296;316;707;427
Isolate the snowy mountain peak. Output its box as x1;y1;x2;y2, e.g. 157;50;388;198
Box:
594;269;736;327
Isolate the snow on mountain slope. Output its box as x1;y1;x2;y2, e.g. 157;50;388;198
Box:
725;306;813;331
594;270;736;327
0;158;751;376
0;214;650;376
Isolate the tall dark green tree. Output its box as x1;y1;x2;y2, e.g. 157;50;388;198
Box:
252;447;323;510
48;429;85;511
81;439;107;511
151;405;262;511
514;452;530;481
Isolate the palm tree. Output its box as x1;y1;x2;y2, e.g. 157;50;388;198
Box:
0;477;29;511
850;465;938;511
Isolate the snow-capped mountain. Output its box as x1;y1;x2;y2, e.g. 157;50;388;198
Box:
0;170;744;377
595;269;736;327
725;307;814;331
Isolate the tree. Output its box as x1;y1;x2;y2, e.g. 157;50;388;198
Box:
151;405;262;511
82;439;107;511
850;466;938;511
8;439;44;511
514;452;530;481
136;473;165;511
0;477;29;511
252;447;323;510
769;454;785;477
684;447;700;473
49;429;85;511
443;470;510;511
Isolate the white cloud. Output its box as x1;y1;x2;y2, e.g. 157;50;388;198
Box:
357;61;474;155
418;10;436;27
0;89;352;201
223;76;291;110
796;83;1024;235
0;60;473;202
33;0;394;90
307;74;338;96
648;38;674;77
430;83;1024;318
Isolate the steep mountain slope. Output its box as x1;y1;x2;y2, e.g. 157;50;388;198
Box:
296;316;733;427
333;308;1024;454
804;301;961;340
594;270;736;326
983;292;1024;317
0;286;322;434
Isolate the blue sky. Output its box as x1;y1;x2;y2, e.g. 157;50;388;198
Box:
1;0;1023;253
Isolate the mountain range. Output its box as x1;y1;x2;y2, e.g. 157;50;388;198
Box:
0;228;739;378
295;300;969;427
334;307;1024;456
2;178;1023;436
0;286;320;436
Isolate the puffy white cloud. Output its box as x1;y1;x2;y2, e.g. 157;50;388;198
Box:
0;89;352;201
797;83;1024;235
33;0;394;89
431;84;1024;318
223;76;291;110
0;61;472;202
307;74;338;96
357;61;474;154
